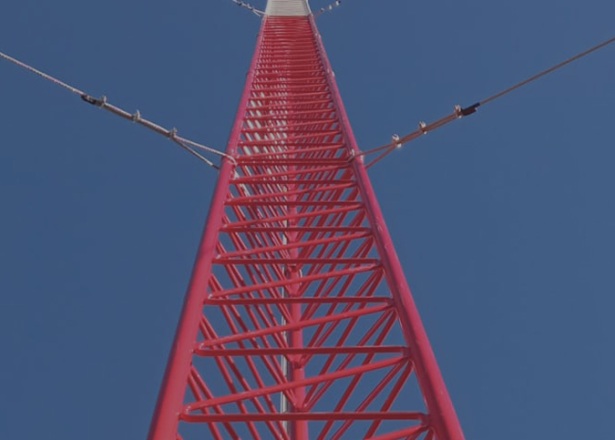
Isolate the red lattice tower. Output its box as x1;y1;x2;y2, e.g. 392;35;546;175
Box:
148;2;464;439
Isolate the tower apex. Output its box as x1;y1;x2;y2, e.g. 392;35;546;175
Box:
265;0;311;16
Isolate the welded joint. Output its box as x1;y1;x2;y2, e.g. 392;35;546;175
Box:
346;148;365;164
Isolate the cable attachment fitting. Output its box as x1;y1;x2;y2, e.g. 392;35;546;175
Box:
81;94;107;107
418;121;428;134
168;128;178;140
132;110;141;123
455;102;481;118
391;134;402;149
316;0;342;16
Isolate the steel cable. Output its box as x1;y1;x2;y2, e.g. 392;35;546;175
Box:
0;50;233;169
362;33;615;168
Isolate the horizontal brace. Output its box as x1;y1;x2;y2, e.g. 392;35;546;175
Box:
237;140;342;149
221;204;365;229
218;230;371;260
234;159;349;166
255;60;322;67
259;43;315;47
224;200;360;208
231;164;343;180
209;264;381;298
230;179;353;188
259;45;316;49
197;303;392;349
245;99;333;107
217;236;372;261
260;39;314;44
259;59;322;65
238;117;336;126
248;88;328;95
181;412;426;423
240;129;340;139
205;296;392;306
247;94;331;101
253;70;326;77
260;43;315;48
259;47;316;53
252;83;324;90
241;127;336;137
227;181;356;204
251;83;327;90
245;108;336;118
221;226;370;233
248;142;343;158
234;151;348;165
252;77;325;83
186;355;406;411
261;38;314;42
254;68;323;75
249;91;331;99
247;96;329;104
257;55;319;61
247;102;334;111
367;425;430;440
231;176;345;189
194;346;406;357
252;71;325;79
243;117;339;126
252;77;326;83
244;121;339;131
239;120;338;127
229;182;346;195
213;257;379;265
260;42;315;47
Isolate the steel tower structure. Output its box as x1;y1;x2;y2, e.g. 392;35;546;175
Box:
148;1;464;439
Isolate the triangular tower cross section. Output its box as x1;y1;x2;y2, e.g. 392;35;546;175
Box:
148;3;465;439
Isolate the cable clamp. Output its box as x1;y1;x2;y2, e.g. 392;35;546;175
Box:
132;110;141;123
81;94;107;108
391;134;402;149
168;128;178;139
457;102;480;117
418;122;428;134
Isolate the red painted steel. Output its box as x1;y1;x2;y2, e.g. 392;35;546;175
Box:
148;14;465;440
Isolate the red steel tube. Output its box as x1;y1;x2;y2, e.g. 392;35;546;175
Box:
308;15;465;440
146;19;268;440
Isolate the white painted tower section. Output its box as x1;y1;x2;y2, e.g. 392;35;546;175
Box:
265;0;311;16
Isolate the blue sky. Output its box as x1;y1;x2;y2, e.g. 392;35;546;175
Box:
1;1;614;438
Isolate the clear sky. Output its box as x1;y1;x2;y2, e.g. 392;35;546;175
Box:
1;1;614;439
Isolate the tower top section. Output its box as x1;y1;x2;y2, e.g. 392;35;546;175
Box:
265;0;311;16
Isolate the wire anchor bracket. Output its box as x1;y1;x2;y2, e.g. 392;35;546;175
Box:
455;102;481;117
360;33;615;169
314;1;344;18
78;92;233;169
356;103;479;169
228;0;264;17
0;48;234;170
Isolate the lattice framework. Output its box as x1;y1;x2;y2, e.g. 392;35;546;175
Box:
148;11;464;440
